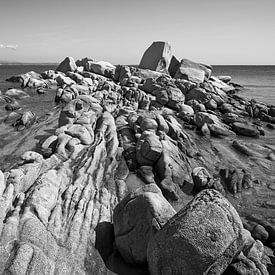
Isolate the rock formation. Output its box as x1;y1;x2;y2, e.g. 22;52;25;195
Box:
0;41;274;274
139;41;172;73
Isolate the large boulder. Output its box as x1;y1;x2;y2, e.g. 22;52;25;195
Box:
210;76;235;92
85;60;116;77
5;89;29;99
139;41;172;73
155;87;185;110
147;189;246;275
185;87;210;103
174;58;206;84
56;57;77;73
136;131;163;166
113;184;176;265
194;112;220;128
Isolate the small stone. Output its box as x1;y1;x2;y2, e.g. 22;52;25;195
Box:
251;224;269;243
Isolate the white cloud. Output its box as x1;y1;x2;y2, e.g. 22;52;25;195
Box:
0;44;18;50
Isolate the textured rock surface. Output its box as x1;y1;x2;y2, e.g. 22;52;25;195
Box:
113;184;176;264
0;96;123;274
56;56;77;73
1;41;274;274
174;58;206;83
147;189;246;275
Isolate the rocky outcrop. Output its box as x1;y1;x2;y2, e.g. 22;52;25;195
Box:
0;94;124;274
147;189;246;275
1;41;274;275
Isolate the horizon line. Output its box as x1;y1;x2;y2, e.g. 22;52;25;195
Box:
1;61;275;66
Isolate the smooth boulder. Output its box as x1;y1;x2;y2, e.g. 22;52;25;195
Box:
147;189;246;275
5;89;29;99
113;184;176;265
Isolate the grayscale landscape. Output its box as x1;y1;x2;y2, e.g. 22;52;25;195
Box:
0;1;274;274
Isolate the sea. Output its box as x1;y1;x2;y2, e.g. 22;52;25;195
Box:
0;64;275;108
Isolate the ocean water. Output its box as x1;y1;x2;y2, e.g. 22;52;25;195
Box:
212;65;275;105
0;64;57;120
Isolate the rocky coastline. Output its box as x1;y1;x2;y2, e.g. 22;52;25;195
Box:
0;41;274;274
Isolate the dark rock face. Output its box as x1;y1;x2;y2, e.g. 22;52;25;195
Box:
168;55;180;77
147;189;246;275
139;41;172;73
232;122;260;137
56;56;77;73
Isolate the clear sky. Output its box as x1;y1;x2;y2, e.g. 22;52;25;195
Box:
0;0;274;65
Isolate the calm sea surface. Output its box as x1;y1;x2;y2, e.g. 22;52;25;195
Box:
0;64;274;106
213;65;275;105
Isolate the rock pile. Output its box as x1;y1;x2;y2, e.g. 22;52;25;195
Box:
0;41;274;274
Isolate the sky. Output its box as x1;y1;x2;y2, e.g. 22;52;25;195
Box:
0;0;274;65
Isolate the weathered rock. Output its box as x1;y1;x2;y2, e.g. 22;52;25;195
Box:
41;70;60;80
56;75;76;86
85;60;116;77
210;76;235;92
136;131;163;166
244;240;269;275
251;224;269;243
199;63;212;80
148;189;246;275
113;184;176;264
269;107;275;117
5;100;21;111
56;56;77;73
225;252;262;275
137;166;155;185
208;123;236;137
206;98;218;110
168;55;180;77
12;111;36;130
139;41;172;73
232;122;260;137
217;75;232;83
155;138;191;200
194;111;220;128
192;167;212;191
185;87;210;103
174;58;206;84
178;103;194;116
5;89;29;99
155;86;184;110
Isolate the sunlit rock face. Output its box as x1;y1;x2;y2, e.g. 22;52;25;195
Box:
147;189;246;275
